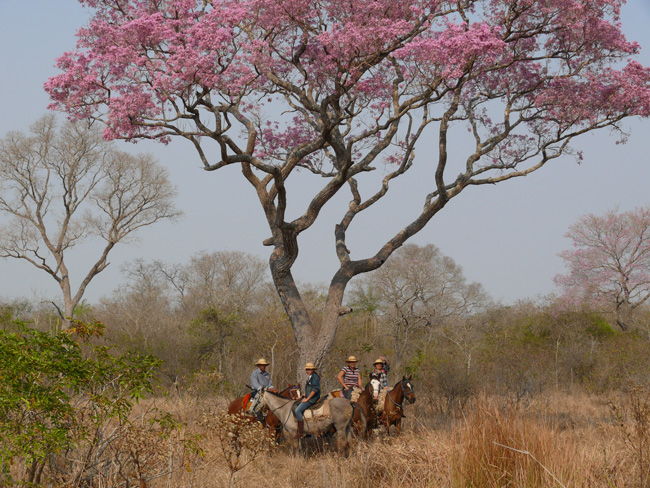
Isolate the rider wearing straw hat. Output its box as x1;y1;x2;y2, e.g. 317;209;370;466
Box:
250;358;277;420
250;358;276;393
294;362;321;439
370;357;390;389
337;355;363;400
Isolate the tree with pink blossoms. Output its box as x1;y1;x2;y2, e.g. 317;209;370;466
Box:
45;0;650;376
555;207;650;331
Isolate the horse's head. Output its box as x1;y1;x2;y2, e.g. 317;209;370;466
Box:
289;384;301;400
402;375;416;404
370;378;381;399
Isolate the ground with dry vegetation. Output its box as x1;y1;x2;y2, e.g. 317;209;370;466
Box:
105;389;645;488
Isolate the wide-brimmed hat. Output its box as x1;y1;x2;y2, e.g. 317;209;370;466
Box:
373;358;385;365
346;355;358;362
305;362;317;370
255;358;270;366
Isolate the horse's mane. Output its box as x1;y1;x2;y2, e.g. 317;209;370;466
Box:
391;377;413;389
277;384;298;395
265;389;290;399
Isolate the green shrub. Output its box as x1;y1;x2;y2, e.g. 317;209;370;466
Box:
0;320;162;486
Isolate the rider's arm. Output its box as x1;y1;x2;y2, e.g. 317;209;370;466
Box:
250;370;262;391
357;372;363;389
336;369;347;389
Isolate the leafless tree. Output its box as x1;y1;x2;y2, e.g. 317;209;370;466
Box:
160;250;269;315
0;115;181;326
353;243;490;368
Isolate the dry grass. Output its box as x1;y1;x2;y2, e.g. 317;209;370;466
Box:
20;390;643;487
133;390;640;488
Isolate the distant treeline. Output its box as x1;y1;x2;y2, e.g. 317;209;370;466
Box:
2;272;649;408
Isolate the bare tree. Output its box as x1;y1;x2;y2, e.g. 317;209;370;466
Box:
0;115;181;326
163;250;269;316
353;243;490;368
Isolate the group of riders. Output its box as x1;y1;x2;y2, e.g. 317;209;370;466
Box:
248;355;390;439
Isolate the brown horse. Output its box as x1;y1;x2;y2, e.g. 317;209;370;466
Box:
346;385;377;439
380;376;416;435
227;384;300;439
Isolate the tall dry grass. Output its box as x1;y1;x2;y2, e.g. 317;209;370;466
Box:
136;390;640;488
17;390;643;487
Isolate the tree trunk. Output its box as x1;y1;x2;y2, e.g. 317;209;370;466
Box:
59;274;76;329
615;301;633;331
270;262;351;382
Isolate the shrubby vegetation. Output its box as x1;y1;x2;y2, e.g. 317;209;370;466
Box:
4;245;650;402
4;244;650;486
0;320;178;486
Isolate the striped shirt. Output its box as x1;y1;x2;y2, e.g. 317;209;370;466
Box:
340;366;360;387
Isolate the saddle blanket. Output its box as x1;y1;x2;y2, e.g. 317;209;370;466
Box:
328;387;363;402
299;398;331;420
375;389;389;414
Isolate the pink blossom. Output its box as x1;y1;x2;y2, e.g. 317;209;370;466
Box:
44;0;650;173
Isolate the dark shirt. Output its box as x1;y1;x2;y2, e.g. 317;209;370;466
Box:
304;373;321;404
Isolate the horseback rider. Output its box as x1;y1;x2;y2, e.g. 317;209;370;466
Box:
336;355;363;400
294;362;321;439
370;357;390;390
249;358;277;421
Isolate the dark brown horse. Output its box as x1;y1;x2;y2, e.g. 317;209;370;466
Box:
380;376;416;435
227;384;300;439
353;385;376;438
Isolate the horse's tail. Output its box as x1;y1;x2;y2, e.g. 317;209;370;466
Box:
346;402;358;438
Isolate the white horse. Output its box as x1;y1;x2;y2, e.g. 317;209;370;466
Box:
262;390;356;454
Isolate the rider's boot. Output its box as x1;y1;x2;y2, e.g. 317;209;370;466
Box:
294;420;304;439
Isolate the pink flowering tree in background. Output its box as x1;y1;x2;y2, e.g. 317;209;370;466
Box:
45;0;650;376
555;207;650;331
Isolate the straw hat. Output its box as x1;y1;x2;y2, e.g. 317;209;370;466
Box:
346;355;358;363
255;358;270;366
305;362;317;370
373;358;385;365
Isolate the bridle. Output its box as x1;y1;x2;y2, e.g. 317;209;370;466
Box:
263;390;298;427
387;379;415;409
288;385;301;400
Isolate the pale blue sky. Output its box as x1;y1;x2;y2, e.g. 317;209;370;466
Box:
1;0;650;306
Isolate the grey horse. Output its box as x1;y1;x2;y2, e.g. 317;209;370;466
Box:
262;389;356;455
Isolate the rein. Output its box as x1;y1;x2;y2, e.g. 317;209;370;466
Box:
264;392;297;427
387;380;415;410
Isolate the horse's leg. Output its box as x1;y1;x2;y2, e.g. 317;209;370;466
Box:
384;412;392;436
336;429;349;457
352;407;364;437
395;415;402;436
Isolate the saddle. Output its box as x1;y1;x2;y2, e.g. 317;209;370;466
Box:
292;397;330;420
242;393;252;412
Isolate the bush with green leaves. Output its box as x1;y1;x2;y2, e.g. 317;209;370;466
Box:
0;320;162;486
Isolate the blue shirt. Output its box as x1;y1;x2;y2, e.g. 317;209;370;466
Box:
304;373;321;403
250;368;274;391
